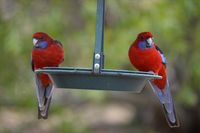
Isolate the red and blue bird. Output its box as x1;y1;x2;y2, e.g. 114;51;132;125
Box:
129;32;179;127
31;32;64;119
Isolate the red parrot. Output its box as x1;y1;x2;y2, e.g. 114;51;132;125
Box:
128;32;179;127
31;32;64;119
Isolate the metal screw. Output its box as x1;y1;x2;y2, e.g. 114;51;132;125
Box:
95;54;101;60
94;63;100;69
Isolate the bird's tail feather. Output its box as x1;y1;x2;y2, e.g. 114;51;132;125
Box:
162;102;180;127
149;81;179;127
149;80;171;104
45;84;54;99
38;97;52;119
35;75;45;109
35;74;54;119
38;85;54;119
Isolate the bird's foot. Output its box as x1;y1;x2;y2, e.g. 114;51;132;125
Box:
148;71;154;74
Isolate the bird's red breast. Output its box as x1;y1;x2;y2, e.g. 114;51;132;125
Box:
129;40;166;90
129;41;162;73
32;40;64;87
32;42;64;68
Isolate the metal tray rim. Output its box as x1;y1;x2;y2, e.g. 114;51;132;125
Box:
35;67;162;79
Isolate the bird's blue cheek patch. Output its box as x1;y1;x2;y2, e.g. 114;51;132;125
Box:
138;41;147;50
38;41;48;49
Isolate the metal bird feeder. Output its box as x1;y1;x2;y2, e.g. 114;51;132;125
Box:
35;0;161;92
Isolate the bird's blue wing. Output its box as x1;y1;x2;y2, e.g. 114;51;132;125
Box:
156;45;167;66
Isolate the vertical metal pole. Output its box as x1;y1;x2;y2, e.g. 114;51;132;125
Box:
93;0;105;74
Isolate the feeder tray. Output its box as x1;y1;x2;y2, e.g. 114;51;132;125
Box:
35;0;162;92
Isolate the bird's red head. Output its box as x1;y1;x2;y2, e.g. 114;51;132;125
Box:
132;32;154;49
137;32;153;41
32;32;53;47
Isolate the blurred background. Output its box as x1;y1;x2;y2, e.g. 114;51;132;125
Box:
0;0;200;132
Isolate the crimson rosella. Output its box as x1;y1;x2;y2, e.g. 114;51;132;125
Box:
31;32;64;119
128;32;179;127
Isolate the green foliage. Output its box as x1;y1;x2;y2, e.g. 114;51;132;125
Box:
177;85;198;107
55;121;90;133
1;0;200;132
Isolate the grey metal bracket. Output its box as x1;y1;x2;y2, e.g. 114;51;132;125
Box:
93;0;105;74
